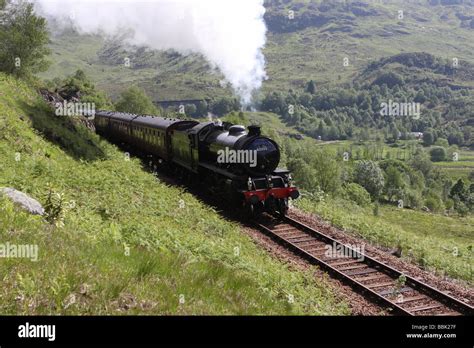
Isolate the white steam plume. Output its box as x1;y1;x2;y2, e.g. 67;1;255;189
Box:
33;0;267;104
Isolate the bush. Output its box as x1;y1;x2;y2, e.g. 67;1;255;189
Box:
354;160;385;199
434;138;449;148
343;183;372;206
423;130;435;146
115;86;158;115
287;149;341;195
429;147;447;162
373;202;379;216
56;70;113;109
210;97;240;116
455;201;469;217
405;190;423;209
384;164;406;201
445;198;454;211
425;196;443;212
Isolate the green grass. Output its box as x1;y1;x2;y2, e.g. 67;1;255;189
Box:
315;140;474;181
295;197;473;284
0;73;349;315
432;149;474;180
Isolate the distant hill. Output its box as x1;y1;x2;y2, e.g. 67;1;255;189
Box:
357;52;474;89
38;0;474;101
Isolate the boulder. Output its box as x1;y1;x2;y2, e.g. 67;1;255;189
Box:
0;187;44;216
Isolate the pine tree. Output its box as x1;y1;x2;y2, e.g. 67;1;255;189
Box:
306;80;316;94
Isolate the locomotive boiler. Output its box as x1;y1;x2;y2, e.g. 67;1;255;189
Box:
94;111;299;215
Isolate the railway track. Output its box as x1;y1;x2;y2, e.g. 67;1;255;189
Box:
253;214;474;316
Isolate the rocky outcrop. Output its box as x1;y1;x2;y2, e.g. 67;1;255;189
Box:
0;188;44;216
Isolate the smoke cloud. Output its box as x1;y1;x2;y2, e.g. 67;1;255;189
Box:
33;0;267;104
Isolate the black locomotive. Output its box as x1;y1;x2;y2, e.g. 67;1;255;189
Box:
94;111;299;215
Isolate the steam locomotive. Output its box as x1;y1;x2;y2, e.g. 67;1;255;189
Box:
94;111;299;215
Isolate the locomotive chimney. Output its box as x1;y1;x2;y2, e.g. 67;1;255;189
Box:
248;125;261;137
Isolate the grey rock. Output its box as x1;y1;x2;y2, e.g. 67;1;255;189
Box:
0;187;45;216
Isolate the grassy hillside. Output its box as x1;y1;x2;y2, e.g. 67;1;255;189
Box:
263;0;474;91
0;73;349;315
296;197;473;284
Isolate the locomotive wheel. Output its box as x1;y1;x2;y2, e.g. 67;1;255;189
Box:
277;199;288;216
247;202;263;217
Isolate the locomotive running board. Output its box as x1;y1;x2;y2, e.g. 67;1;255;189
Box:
198;162;244;180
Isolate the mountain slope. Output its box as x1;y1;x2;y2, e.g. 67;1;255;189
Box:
38;0;474;100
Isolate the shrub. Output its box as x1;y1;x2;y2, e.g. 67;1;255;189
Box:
343;183;372;206
373;202;379;216
384;164;406;201
354;160;385;199
43;186;67;227
429;147;447;162
405;190;423;209
115;86;158;115
455;201;469;217
434;138;449;148
444;198;454;211
425;196;443;212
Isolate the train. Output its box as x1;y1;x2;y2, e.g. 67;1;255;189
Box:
94;111;300;216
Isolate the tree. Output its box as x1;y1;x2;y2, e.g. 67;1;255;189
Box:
429;147;447;162
55;69;113;109
73;69;87;82
317;120;325;138
261;92;287;114
468;171;474;182
373;72;404;88
354;160;385;199
384;165;405;201
343;183;371;206
434;138;449;148
115;86;158;115
196;100;208;117
0;1;50;77
408;149;432;178
450;179;469;202
306;80;316;94
327;125;340;140
184;104;197;117
423;130;435;146
287;149;341;195
389;126;399;143
287;158;318;192
447;131;463;145
211;97;239;116
308;150;341;194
